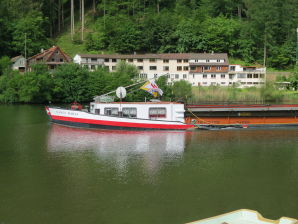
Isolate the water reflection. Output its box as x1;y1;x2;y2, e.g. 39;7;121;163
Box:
47;124;188;174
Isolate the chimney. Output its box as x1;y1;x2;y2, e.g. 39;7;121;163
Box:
134;51;136;55
41;48;44;53
211;51;214;55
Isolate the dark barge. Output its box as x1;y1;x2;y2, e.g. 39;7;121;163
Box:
185;104;298;127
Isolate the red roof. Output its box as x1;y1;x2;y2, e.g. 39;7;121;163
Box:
28;46;71;63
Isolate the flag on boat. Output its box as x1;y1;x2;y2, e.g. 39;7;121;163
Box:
140;80;163;97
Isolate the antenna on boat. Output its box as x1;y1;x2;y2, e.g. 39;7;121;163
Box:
116;87;127;114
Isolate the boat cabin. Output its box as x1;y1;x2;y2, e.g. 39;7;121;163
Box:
89;101;185;122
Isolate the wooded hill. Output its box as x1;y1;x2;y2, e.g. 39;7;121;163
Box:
1;0;297;69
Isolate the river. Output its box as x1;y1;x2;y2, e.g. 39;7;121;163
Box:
0;105;298;224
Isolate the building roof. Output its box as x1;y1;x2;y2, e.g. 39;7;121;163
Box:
76;53;229;61
28;46;72;62
11;55;24;63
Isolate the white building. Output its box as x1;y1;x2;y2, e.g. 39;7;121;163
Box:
229;65;266;88
11;55;26;72
73;53;265;88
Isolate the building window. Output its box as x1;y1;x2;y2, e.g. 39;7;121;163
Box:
183;59;188;63
154;74;158;78
229;74;234;79
139;73;147;79
91;65;96;70
167;74;170;78
203;74;207;79
149;108;166;119
203;82;207;85
237;74;246;78
193;74;195;78
177;66;182;71
51;58;55;62
137;59;143;62
149;58;156;62
183;66;188;71
183;74;187;79
128;58;133;62
91;58;97;62
104;107;119;116
137;66;143;70
247;74;253;78
221;82;226;85
206;59;210;62
112;59;117;62
211;74;216;78
177;59;182;63
175;74;179;79
253;74;259;78
150;66;157;70
112;66;116;70
247;82;253;84
122;107;137;118
221;74;225;78
204;66;211;70
217;59;220;62
163;59;169;63
230;66;235;71
253;82;259;84
211;82;216;85
190;66;196;71
163;66;169;71
104;58;109;62
60;58;64;62
260;74;265;78
216;66;221;70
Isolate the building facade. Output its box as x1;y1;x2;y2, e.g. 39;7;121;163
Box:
229;65;266;88
28;46;72;71
73;53;265;87
11;55;26;72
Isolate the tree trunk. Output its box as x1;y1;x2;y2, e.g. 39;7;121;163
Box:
79;0;82;21
58;0;61;33
103;0;106;29
81;0;84;41
263;32;267;67
237;4;241;20
93;0;96;14
157;0;159;14
62;1;64;27
71;0;74;40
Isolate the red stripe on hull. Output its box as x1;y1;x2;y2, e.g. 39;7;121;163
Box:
51;115;194;130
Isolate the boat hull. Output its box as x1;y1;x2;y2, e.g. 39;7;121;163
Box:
46;107;194;131
186;104;298;127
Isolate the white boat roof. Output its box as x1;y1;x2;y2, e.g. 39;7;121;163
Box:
186;209;297;224
94;101;183;104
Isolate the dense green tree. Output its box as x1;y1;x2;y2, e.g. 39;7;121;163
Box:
52;63;90;102
0;56;11;76
172;80;192;102
11;11;50;57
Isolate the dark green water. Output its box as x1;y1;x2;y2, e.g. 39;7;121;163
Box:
0;105;298;224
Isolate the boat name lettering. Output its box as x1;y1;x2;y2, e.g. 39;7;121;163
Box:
55;110;79;116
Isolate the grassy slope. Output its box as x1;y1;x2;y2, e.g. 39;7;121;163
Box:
55;8;96;57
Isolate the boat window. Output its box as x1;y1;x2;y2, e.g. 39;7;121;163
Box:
122;107;137;118
149;108;166;119
104;107;119;116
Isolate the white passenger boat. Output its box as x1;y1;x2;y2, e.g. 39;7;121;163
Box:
186;209;297;224
46;101;195;130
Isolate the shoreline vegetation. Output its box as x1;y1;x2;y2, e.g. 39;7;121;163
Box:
0;62;298;105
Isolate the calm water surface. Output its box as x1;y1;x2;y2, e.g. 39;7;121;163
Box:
0;105;298;224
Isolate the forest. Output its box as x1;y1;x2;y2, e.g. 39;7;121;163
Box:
0;0;298;69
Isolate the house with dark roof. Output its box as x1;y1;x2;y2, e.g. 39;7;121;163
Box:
11;55;26;72
27;46;72;71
